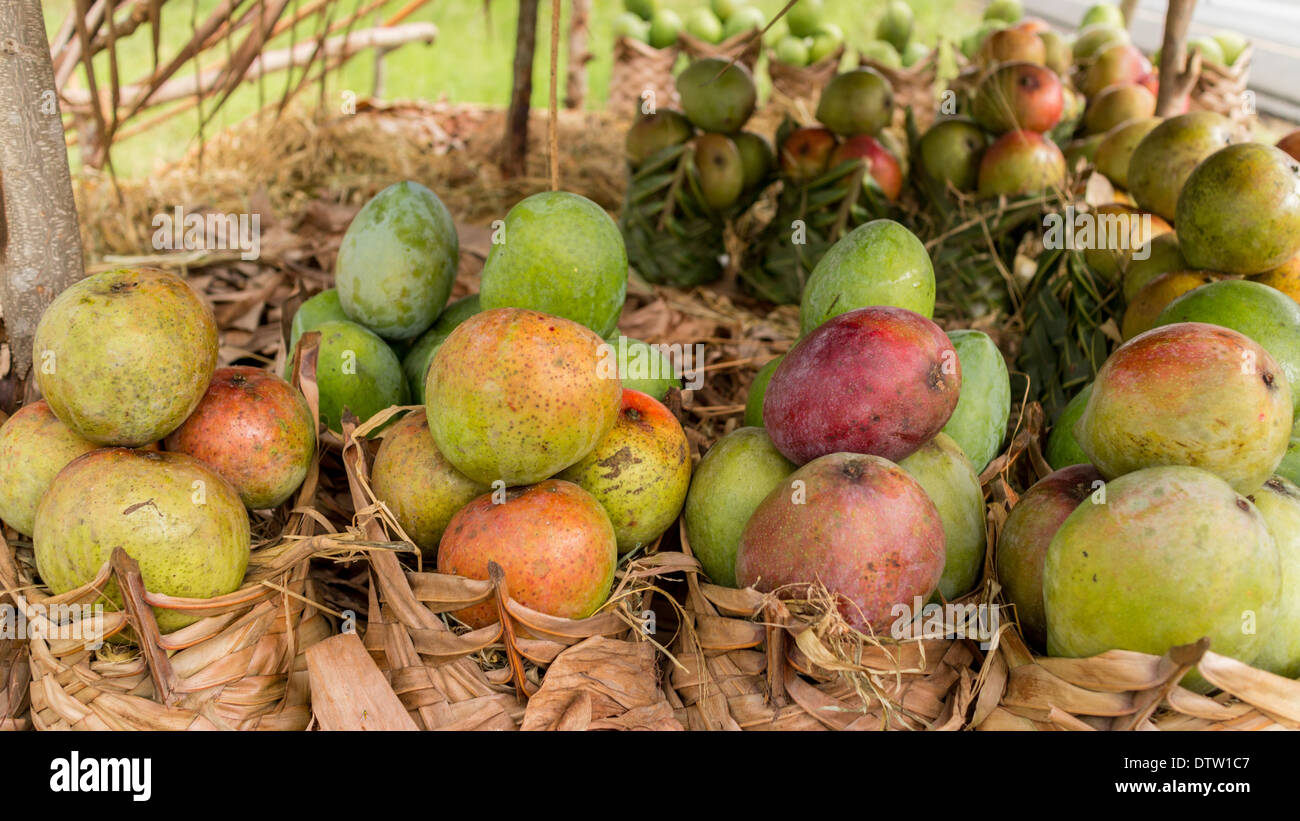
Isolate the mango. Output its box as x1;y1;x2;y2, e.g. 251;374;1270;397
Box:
684;427;796;587
676;58;757;133
336;181;458;341
371;409;487;552
1094;116;1160;190
1121;270;1224;340
290;319;407;434
900;434;986;600
799;219;936;334
0;401;98;536
1045;382;1093;469
164;366;315;510
289;288;348;353
977;130;1066;199
816;68;894;137
626;109;694;166
480;191;627;338
34;449;250;634
1044;466;1280;690
1084;84;1155;135
744;355;782;427
426;308;621;485
1154;279;1300;413
997;464;1104;647
1121;233;1187;303
1076;322;1292;493
402;294;481;404
438;480;616;628
940;330;1010;473
1176;143;1300;276
736;452;946;632
767;307;960;465
558;389;690;553
1251;477;1300;678
1128;111;1235;222
919;118;988;194
1250;253;1300;303
971;62;1064;134
34;268;218;446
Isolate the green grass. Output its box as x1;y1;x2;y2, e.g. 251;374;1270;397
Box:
44;0;979;178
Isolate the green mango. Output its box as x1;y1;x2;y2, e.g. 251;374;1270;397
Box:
941;330;1010;473
1279;420;1300;487
289;288;349;353
604;335;680;401
480;191;628;338
899;433;986;600
683;427;795;587
799;219;935;335
1046;382;1094;470
744;355;782;427
291;319;408;434
1250;477;1300;679
1154;279;1300;414
403;294;481;404
336;181;458;341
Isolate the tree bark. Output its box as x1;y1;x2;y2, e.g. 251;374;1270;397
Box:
502;0;539;178
1120;0;1139;30
0;0;86;400
1155;0;1200;116
564;0;590;110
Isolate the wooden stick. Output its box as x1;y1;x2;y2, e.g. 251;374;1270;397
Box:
1155;0;1200;116
503;0;539;178
109;547;181;707
548;0;560;190
564;0;589;109
61;24;438;111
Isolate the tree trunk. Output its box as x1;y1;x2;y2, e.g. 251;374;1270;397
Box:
564;0;590;110
502;0;539;178
1120;0;1139;30
1155;0;1200;116
0;0;86;404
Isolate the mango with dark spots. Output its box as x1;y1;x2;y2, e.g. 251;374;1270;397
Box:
683;427;795;587
165;367;315;509
437;479;616;628
1075;322;1292;493
33;448;250;634
426;308;621;485
940;329;1010;472
899;433;985;601
479;191;627;338
735;452;946;632
290;319;408;434
1044;466;1280;691
1175;142;1300;276
0;401;98;536
336;181;458;341
35;268;218;447
996;464;1103;648
1251;476;1300;678
402;294;481;404
558;389;690;553
765;306;960;465
371;409;488;552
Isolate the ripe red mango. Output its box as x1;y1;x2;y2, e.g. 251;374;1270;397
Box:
763;306;961;465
